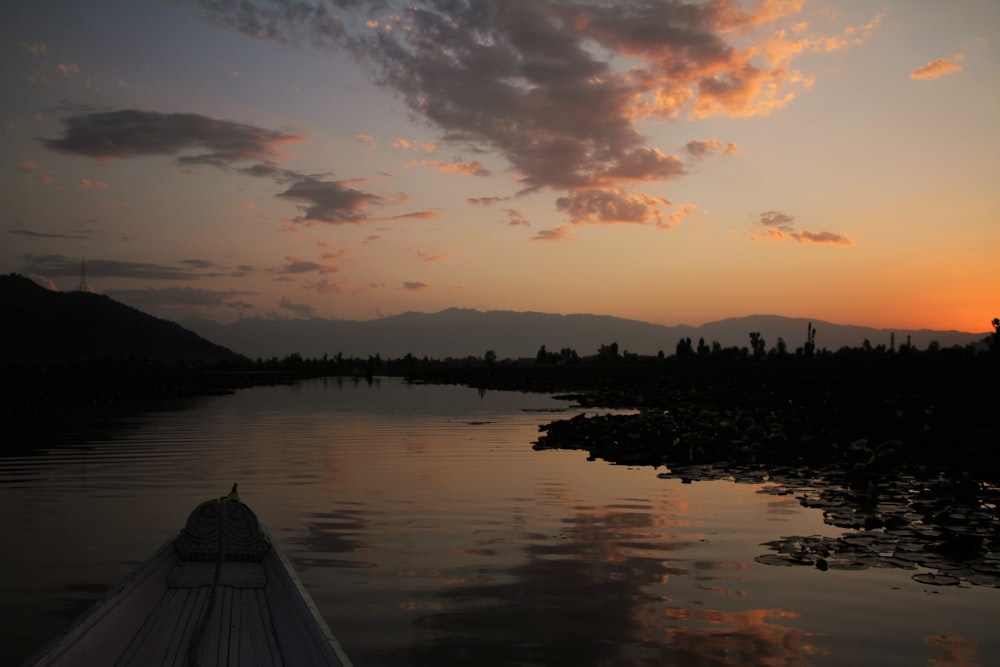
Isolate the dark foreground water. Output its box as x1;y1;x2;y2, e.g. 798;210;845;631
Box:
2;377;998;666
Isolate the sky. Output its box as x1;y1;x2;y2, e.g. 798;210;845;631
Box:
2;0;998;333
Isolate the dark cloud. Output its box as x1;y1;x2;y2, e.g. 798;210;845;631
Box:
277;176;380;224
41;109;304;166
279;295;316;317
39;107;394;225
106;286;256;306
792;230;852;246
19;254;214;280
189;0;827;226
555;189;671;226
532;226;572;242
179;258;216;269
685;139;739;158
759;211;796;231
752;211;852;246
275;256;338;275
9;228;90;240
402;281;428;291
467;196;509;206
504;208;530;227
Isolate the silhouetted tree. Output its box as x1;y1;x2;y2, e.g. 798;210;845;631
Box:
697;337;709;356
483;350;497;364
775;337;788;357
749;331;766;358
804;322;817;358
675;337;693;360
560;347;579;363
598;342;620;363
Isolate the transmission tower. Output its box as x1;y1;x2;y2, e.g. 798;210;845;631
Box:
78;258;89;292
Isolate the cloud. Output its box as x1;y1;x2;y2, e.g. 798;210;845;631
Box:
402;281;428;291
356;134;377;148
17;161;38;172
555;189;672;226
532;226;573;242
392;138;438;152
190;0;872;227
106;286;256;307
277;176;380;224
373;210;438;221
759;211;796;231
685;139;740;158
412;158;491;177
5;113;43;130
19;41;48;56
910;57;963;81
416;250;450;263
751;211;851;246
467;196;509;206
275;256;338;275
303;277;346;294
9;228;91;240
41;109;304;166
504;208;530;227
79;177;109;190
19;254;218;280
279;296;316;318
41;111;390;225
179;258;216;269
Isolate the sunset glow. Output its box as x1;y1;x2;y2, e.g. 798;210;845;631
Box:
2;0;997;333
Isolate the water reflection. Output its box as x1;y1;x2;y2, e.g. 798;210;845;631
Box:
369;500;821;666
2;378;997;666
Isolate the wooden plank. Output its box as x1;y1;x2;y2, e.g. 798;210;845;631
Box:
168;562;267;588
255;587;284;667
263;547;352;666
117;586;187;666
168;585;209;667
28;542;178;666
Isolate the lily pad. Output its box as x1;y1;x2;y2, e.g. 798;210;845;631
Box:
912;573;960;586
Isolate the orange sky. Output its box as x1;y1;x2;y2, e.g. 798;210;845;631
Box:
2;0;998;333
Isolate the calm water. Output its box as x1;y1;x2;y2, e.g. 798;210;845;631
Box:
3;377;998;666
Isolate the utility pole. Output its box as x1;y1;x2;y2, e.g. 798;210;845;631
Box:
78;257;89;292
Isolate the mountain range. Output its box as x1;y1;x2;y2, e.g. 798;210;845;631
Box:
3;272;987;364
0;274;243;366
181;308;989;361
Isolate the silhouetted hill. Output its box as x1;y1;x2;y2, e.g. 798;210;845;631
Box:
0;274;245;367
181;307;988;361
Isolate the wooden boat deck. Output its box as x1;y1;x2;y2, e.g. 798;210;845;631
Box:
26;494;352;667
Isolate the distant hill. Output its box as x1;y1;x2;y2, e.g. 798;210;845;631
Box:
0;274;245;367
181;307;989;361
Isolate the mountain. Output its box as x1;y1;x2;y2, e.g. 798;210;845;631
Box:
0;274;245;366
181;307;989;361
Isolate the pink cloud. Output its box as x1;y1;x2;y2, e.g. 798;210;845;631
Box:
402;281;428;291
412;159;491;177
910;57;963;81
80;178;109;190
416;250;450;263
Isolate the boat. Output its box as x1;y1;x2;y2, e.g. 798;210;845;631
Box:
24;486;353;666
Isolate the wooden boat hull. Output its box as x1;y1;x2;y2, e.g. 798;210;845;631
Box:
25;496;352;667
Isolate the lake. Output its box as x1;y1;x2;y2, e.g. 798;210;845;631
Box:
3;377;998;666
